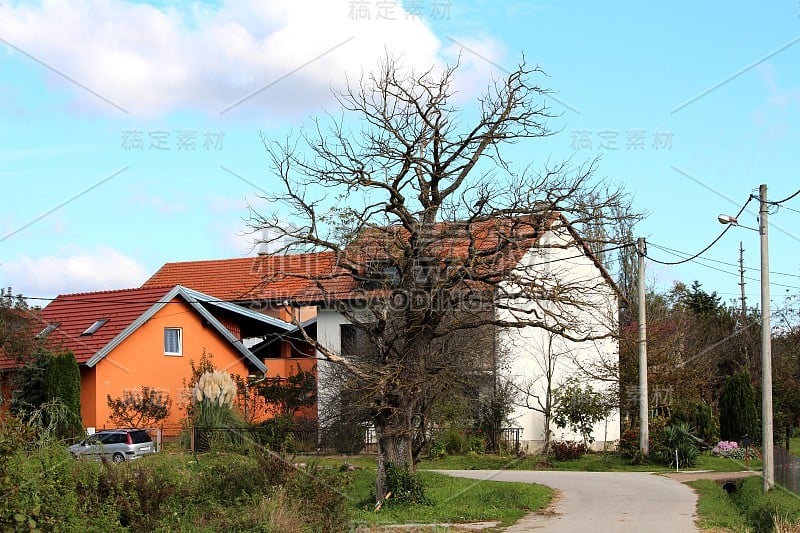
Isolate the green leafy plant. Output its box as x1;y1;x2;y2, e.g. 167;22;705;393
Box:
382;462;430;506
653;422;700;468
552;379;612;446
107;386;172;428
719;370;759;443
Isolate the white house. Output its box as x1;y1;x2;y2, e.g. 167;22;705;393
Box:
312;215;622;451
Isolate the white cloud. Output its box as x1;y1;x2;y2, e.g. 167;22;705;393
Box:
1;245;149;298
0;0;500;118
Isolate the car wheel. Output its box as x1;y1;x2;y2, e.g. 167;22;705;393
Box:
111;453;125;464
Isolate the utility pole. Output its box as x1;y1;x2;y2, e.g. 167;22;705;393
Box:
637;237;649;456
759;184;774;491
739;242;747;326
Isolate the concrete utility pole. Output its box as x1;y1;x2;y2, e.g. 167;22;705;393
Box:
739;242;747;326
637;237;649;456
759;184;774;491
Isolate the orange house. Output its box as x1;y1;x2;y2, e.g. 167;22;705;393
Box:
25;285;306;429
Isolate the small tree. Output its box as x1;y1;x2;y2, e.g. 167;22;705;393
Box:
256;364;317;417
107;386;173;428
43;351;82;439
552;379;612;447
719;369;759;443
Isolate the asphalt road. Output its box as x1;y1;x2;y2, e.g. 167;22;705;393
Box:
435;470;699;532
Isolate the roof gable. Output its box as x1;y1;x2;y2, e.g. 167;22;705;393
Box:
25;285;295;372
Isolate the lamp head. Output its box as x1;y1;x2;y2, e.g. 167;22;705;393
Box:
718;214;737;225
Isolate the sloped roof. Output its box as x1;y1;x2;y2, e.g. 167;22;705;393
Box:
142;252;351;304
141;214;622;306
0;285;298;371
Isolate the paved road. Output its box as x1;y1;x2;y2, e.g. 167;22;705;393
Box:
435;470;698;532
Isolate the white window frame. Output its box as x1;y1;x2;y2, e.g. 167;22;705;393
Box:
164;327;183;356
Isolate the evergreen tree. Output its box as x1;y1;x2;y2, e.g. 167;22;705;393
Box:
719;370;759;443
43;351;83;438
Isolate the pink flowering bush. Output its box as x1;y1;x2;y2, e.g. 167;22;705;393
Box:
711;440;759;461
711;440;739;456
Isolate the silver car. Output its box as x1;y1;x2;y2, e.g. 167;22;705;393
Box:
69;429;156;463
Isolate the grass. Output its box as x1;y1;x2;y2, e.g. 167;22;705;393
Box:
349;468;553;528
690;477;800;533
690;479;751;532
790;436;800;457
416;450;759;473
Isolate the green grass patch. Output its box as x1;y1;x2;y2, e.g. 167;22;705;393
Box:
349;469;552;527
418;451;757;473
690;477;800;533
689;479;751;532
790;436;800;457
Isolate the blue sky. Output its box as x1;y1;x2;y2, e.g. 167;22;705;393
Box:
1;0;798;312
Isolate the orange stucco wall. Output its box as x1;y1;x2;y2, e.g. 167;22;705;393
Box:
84;299;253;429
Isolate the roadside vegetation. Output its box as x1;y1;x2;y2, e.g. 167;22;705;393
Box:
691;477;800;533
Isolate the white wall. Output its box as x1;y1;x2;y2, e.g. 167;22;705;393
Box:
315;308;350;426
498;224;620;450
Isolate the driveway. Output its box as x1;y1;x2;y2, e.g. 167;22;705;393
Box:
435;470;699;532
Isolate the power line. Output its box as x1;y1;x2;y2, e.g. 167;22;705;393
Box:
644;195;753;266
645;243;800;291
648;242;800;279
769;188;800;205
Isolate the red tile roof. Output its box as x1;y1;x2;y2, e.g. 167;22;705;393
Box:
142;251;353;304
26;286;174;365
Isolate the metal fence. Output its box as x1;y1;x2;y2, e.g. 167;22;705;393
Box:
774;445;800;494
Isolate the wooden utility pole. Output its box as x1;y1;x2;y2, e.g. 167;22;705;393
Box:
637;237;649;456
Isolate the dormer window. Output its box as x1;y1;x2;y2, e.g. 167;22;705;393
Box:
36;323;60;339
81;319;109;336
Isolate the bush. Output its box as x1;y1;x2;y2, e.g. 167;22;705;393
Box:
320;418;365;454
382;462;430;506
427;438;446;460
653;423;699;468
669;401;718;447
440;426;468;455
550;440;587;461
285;461;351;531
720;370;759;443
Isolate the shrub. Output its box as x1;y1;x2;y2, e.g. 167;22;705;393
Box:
550;440;587;461
43;351;83;439
653;422;700;468
427;438;446;459
107;386;172;428
382;462;430;506
320;418;365;454
719;370;759;443
440;426;468;455
285;461;351;531
669;401;718;447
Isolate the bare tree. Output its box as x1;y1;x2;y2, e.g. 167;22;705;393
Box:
250;56;635;502
508;330;567;454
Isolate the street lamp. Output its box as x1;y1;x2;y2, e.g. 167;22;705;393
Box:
244;374;266;423
718;183;774;492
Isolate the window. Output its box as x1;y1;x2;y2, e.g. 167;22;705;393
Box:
164;328;182;355
81;319;108;336
36;323;60;339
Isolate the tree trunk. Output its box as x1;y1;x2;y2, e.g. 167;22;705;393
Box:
374;414;414;503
